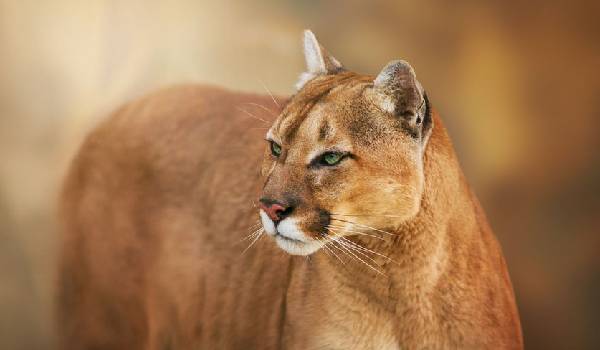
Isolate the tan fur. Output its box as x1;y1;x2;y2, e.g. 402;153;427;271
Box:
58;56;522;349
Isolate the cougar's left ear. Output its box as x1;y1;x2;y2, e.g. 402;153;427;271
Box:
373;60;432;143
295;30;344;90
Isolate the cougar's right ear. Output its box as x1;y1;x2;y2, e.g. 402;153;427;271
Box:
373;60;432;144
295;30;344;90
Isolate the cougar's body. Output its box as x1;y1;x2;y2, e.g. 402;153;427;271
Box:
58;31;522;349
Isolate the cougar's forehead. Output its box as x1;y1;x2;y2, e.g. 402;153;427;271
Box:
271;75;372;156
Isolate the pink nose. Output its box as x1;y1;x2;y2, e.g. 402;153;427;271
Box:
259;202;287;222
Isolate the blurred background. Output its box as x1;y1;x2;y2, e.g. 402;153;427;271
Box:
0;0;598;348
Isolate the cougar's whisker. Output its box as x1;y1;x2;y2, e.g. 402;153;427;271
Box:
329;236;384;276
330;213;404;218
327;225;398;265
237;221;261;239
338;236;398;265
236;107;270;124
335;237;381;267
248;127;271;131
329;229;377;264
327;224;385;240
258;79;280;108
237;227;263;244
327;238;353;265
243;102;277;117
241;229;264;255
330;218;395;236
317;235;346;266
331;227;398;274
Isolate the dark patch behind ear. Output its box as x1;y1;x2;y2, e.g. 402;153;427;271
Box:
417;91;433;142
392;92;431;141
421;93;432;137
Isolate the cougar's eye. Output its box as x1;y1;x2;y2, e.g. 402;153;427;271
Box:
270;141;282;157
319;152;345;166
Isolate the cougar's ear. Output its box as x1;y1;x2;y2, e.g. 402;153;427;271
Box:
295;30;344;90
373;60;432;142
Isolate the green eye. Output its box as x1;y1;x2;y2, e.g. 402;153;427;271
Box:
270;141;282;157
320;152;344;166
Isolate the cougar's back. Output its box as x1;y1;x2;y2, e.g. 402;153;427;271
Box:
58;85;290;349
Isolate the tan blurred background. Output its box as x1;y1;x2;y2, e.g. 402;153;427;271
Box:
1;0;599;349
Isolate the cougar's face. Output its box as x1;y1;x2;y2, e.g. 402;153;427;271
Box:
258;75;427;255
257;31;431;255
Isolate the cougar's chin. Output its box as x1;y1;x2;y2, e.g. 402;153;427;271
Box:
274;234;321;255
259;211;323;256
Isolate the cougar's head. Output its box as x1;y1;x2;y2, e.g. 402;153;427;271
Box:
258;30;433;255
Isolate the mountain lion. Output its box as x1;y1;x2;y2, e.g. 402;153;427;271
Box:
58;30;523;349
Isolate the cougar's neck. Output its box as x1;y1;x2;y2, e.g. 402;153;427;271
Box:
308;112;474;307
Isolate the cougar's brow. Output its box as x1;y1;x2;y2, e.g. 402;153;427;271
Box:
318;119;331;141
277;72;362;144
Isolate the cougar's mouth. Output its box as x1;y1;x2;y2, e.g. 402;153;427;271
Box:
273;233;322;256
259;210;324;255
275;232;305;243
274;232;307;252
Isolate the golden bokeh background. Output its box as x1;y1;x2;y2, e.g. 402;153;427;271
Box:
1;0;598;348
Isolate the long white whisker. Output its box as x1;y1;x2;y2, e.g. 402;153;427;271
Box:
327;224;397;264
327;228;384;274
329;237;384;276
247;221;262;229
248;127;270;131
238;227;263;243
330;213;404;218
243;102;277;117
243;225;262;237
328;238;353;263
236;106;269;124
318;236;346;266
331;227;390;266
330;218;395;236
327;224;385;240
236;221;262;242
317;239;332;258
241;229;264;255
335;237;381;266
338;236;398;265
258;79;280;108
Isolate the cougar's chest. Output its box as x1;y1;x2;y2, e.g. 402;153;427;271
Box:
283;294;399;350
281;256;400;350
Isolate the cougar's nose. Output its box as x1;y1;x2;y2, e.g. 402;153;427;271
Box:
259;198;294;223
